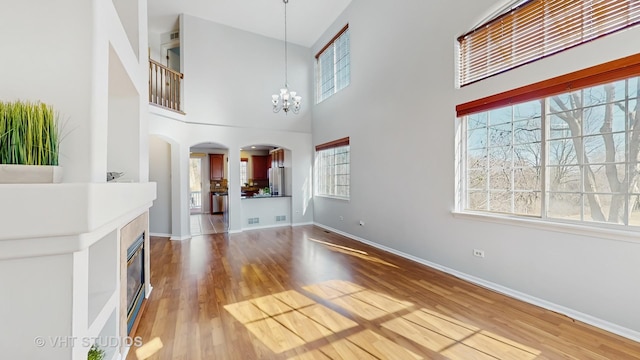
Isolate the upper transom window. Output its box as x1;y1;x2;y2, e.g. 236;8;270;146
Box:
458;0;640;86
316;25;350;103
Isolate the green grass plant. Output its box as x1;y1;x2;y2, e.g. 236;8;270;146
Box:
0;100;59;165
87;344;105;360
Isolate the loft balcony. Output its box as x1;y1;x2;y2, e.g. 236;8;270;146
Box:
149;59;184;113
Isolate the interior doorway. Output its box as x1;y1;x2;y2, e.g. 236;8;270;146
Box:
189;156;203;214
166;46;180;72
189;143;229;235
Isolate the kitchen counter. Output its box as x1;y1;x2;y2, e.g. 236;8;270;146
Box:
241;194;291;199
241;195;291;229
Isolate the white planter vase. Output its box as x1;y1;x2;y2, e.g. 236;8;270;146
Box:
0;164;63;184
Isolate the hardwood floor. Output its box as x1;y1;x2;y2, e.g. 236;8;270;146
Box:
190;213;228;235
128;226;640;359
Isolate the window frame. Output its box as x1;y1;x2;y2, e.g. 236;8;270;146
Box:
314;137;351;200
316;24;350;104
457;54;640;230
240;158;248;186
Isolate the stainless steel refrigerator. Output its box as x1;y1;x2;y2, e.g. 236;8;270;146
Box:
268;167;285;196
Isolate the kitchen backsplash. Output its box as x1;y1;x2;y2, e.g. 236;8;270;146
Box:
210;179;228;192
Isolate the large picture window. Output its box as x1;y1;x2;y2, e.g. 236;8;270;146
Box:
461;73;640;226
316;25;350;103
315;137;350;199
466;101;542;215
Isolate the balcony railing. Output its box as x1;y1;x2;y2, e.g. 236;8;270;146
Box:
149;59;184;113
190;191;202;209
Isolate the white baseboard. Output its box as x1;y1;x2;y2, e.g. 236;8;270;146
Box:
292;221;314;227
149;232;171;238
241;223;291;232
313;222;640;343
230;223;313;233
169;235;191;241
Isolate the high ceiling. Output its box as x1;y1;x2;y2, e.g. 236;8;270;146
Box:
147;0;353;47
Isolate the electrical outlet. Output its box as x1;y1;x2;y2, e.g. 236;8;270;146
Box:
473;249;485;258
359;220;365;226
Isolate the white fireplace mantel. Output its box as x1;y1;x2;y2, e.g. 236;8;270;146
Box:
0;182;156;245
0;182;156;360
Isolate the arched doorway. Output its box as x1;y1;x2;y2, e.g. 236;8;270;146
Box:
190;142;229;235
239;144;292;229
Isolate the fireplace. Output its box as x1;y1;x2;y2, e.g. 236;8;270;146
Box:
126;233;145;334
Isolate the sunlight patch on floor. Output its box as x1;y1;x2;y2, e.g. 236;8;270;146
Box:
308;238;399;268
224;280;541;359
224;291;357;354
382;308;541;359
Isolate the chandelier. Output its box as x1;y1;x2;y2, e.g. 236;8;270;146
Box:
272;0;302;114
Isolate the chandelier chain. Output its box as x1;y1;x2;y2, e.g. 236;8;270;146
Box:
284;0;288;86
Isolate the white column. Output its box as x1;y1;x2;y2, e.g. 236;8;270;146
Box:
171;142;191;240
227;147;241;232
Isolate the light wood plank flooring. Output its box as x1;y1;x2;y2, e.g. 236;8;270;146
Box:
128;226;640;359
190;213;227;235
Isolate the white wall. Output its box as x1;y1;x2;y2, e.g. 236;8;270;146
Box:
180;14;312;132
112;0;140;59
0;0;93;182
241;197;292;229
311;0;640;339
0;254;73;358
148;14;315;237
148;30;163;63
1;1;154;359
108;46;142;182
150;114;314;236
149;136;172;235
1;0;149;184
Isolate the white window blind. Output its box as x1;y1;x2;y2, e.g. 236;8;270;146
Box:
317;25;350;103
315;137;350;199
458;0;640;86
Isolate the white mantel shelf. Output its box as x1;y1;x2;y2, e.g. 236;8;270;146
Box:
0;182;156;259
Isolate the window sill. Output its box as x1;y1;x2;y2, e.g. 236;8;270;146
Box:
451;211;640;244
314;194;350;201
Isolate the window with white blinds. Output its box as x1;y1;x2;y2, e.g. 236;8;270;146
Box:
458;0;640;86
316;25;350;103
315;137;350;199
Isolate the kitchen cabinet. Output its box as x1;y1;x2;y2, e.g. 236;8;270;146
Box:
209;154;224;180
252;155;269;180
271;149;285;168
